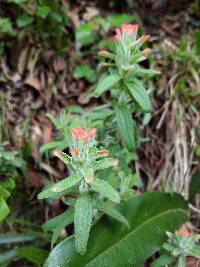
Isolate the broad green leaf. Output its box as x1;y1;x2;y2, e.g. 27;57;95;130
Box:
0;18;16;36
75;22;98;46
0;197;9;222
95;200;129;228
36;6;51;19
91;178;120;203
43;208;74;248
44;192;188;267
127;81;152;112
93;74;121;98
150;253;174;267
73;64;96;83
38;176;82;199
16;15;33;27
115;104;137;150
188;245;200;258
74;195;93;254
18;247;48;265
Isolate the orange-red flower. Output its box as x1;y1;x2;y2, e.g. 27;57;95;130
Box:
70;127;96;143
113;24;150;46
113;24;138;41
177;225;193;238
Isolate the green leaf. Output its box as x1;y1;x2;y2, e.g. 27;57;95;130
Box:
150;253;174;267
16;15;33;27
188;245;200;258
0;250;18;266
43;208;74;248
8;0;27;4
115;104;137;150
93;74;121;98
0;234;37;244
136;68;161;77
40;140;67;154
0;197;9;222
73;64;96;83
108;14;138;27
43;209;72;232
195;31;200;55
0;18;16;36
36;6;51;19
95;200;129;228
74;195;93;254
75;22;98;46
44;192;188;267
18;247;48;265
38;176;82;199
91;178;120;203
53;151;72;166
189;172;200;202
127;81;152;112
96;158;118;170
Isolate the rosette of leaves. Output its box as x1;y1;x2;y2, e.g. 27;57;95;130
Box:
38;127;129;254
93;24;160;150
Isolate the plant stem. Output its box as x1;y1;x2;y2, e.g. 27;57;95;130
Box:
178;256;185;267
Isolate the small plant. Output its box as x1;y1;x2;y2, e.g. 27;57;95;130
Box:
38;127;130;254
151;225;200;267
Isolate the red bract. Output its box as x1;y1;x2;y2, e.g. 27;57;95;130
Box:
113;24;138;41
113;23;150;45
71;127;96;143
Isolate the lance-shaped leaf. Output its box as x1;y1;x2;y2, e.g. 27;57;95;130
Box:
0;197;9;222
44;192;188;267
74;195;93;254
136;68;160;77
54;151;72;166
96;158;118;170
116;104;137;151
93;74;121;98
151;253;174;267
91;178;120;203
188;245;200;258
95;200;129;228
43;208;74;248
38;176;82;199
126;80;152;112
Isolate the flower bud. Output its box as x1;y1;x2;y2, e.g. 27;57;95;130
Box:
53;149;62;157
70;148;79;157
98;50;109;57
97;150;109;157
